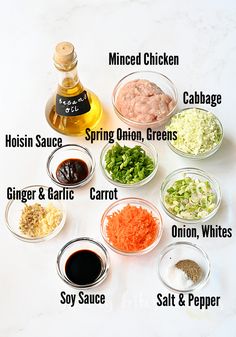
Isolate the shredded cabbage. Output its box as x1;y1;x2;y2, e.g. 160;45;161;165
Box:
167;109;222;155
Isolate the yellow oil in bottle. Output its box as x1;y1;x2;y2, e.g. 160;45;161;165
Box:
46;42;102;136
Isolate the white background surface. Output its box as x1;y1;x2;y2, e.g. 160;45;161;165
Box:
0;0;236;336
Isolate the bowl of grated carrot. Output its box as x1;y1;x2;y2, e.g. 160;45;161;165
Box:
101;197;163;255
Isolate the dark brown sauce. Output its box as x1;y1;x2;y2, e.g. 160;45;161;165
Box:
56;158;89;185
65;250;103;285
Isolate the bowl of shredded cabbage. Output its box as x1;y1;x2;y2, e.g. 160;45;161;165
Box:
160;168;221;223
166;108;223;159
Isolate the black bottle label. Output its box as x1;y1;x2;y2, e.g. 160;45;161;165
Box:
56;91;91;116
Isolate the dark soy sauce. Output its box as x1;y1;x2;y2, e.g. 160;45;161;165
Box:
65;250;103;285
56;158;89;185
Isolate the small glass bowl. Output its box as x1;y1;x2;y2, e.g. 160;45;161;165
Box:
101;197;163;256
158;241;211;293
112;71;178;129
166;108;224;159
47;144;95;188
57;237;110;289
5;185;66;243
100;140;158;188
160;168;221;224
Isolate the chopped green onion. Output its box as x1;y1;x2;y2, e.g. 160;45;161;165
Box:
164;176;216;219
104;142;154;184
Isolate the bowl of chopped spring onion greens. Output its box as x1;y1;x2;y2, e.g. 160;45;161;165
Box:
100;140;158;188
166;108;223;159
160;168;221;223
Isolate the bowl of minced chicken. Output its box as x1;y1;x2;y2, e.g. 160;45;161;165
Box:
112;71;177;128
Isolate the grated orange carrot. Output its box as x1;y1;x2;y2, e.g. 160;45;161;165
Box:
106;204;159;252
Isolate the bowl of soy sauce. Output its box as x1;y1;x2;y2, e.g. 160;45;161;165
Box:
57;237;110;289
47;144;95;188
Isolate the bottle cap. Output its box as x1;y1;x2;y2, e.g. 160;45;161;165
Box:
54;42;77;70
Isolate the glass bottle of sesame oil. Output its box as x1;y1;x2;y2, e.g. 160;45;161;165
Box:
46;42;102;136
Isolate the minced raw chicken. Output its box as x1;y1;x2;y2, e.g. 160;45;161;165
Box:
116;79;175;123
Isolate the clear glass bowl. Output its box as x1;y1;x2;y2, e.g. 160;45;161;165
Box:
166;108;224;159
100;140;158;188
158;241;211;293
112;71;178;128
57;237;110;289
101;197;163;256
47;144;95;188
5;185;66;243
160;168;221;224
